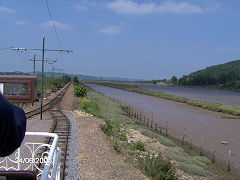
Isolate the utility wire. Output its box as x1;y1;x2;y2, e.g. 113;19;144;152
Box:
16;51;31;61
45;0;63;50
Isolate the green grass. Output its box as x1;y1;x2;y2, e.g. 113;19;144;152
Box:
80;88;130;143
85;88;131;125
132;141;146;151
173;155;210;171
179;163;206;176
80;97;100;117
92;82;240;117
131;124;175;147
137;153;177;180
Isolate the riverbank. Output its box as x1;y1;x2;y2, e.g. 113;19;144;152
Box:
90;81;240;118
78;87;236;179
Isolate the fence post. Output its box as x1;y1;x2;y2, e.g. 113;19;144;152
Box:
211;142;215;163
165;121;168;137
143;112;146;124
189;133;192;150
227;149;231;172
182;128;186;145
200;136;203;156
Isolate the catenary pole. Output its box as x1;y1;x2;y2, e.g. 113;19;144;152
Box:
33;54;36;74
40;35;45;120
11;35;73;120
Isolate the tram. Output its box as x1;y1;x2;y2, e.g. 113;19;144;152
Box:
0;75;37;103
0;75;61;179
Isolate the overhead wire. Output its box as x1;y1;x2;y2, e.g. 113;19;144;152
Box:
16;51;31;61
45;0;63;50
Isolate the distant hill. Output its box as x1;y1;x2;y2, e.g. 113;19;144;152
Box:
20;71;146;82
0;71;30;75
0;70;146;82
178;60;240;90
68;74;146;82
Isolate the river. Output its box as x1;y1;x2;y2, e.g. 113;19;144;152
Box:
87;83;240;172
136;84;240;106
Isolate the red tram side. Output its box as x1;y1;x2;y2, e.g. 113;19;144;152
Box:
0;75;37;103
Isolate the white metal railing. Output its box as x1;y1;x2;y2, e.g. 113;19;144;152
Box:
0;132;61;180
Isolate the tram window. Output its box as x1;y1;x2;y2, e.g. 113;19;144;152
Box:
0;83;3;94
4;83;28;96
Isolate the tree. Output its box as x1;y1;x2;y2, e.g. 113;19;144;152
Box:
61;75;71;84
51;78;62;89
74;85;87;98
73;76;79;85
152;78;157;84
171;76;178;85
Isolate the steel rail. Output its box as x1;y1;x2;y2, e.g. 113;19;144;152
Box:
25;82;71;119
25;82;72;180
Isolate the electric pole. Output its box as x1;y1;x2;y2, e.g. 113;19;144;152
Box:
12;35;73;120
33;54;36;74
41;35;45;120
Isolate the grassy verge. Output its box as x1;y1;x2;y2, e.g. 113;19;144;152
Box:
91;81;240;117
77;87;234;179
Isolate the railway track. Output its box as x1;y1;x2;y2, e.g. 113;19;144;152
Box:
25;82;72;180
49;109;71;180
25;82;71;119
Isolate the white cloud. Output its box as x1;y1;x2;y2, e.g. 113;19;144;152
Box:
99;25;121;35
15;20;27;25
0;6;15;13
40;20;72;30
107;0;205;15
74;4;88;11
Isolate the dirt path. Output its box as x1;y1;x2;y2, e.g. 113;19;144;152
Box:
61;84;147;179
60;83;78;111
73;112;148;180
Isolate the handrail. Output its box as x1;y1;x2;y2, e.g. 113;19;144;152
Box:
0;132;61;180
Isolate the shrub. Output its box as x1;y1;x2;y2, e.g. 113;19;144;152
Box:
51;78;62;89
101;119;127;141
101;119;114;136
137;153;177;180
132;141;146;151
74;85;87;98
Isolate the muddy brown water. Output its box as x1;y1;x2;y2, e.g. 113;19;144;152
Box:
136;84;240;106
87;83;240;173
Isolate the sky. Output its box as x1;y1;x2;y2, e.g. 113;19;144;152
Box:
1;0;240;80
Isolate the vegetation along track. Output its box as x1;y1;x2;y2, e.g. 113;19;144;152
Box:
25;82;71;119
25;82;71;180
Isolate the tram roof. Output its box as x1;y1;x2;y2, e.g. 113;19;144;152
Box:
0;75;37;79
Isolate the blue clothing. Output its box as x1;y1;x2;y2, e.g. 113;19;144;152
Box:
0;94;26;157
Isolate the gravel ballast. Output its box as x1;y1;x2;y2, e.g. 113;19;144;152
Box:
64;112;82;180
